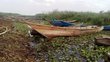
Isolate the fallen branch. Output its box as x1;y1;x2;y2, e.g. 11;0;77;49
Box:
0;27;8;36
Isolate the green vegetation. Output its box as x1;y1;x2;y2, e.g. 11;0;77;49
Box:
35;32;110;62
35;10;110;25
13;21;29;34
0;12;20;16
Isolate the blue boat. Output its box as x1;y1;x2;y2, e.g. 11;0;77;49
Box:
103;26;110;31
49;19;74;27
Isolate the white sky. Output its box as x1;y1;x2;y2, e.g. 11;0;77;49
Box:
0;0;109;15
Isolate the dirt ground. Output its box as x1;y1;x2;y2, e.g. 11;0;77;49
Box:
0;21;36;62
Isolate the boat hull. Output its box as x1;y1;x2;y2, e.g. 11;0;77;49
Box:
95;37;110;46
25;21;103;39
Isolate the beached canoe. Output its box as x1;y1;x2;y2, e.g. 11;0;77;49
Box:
25;21;103;39
95;35;110;46
44;18;75;27
49;20;74;27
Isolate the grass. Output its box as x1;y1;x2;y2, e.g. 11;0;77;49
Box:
13;21;29;34
36;11;110;25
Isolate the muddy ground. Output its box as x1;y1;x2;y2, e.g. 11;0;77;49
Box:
0;21;36;62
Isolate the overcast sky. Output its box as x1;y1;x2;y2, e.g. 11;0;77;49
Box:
0;0;109;15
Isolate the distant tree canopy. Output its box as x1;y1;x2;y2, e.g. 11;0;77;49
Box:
0;12;20;17
35;10;110;25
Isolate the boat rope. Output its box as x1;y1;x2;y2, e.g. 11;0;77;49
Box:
0;27;9;36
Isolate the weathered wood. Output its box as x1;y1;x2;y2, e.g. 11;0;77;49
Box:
95;35;110;46
26;21;103;39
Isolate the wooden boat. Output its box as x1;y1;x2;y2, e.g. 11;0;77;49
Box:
95;35;110;46
25;21;103;39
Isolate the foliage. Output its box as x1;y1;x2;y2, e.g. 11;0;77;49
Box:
13;21;29;34
33;31;110;62
35;10;110;25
